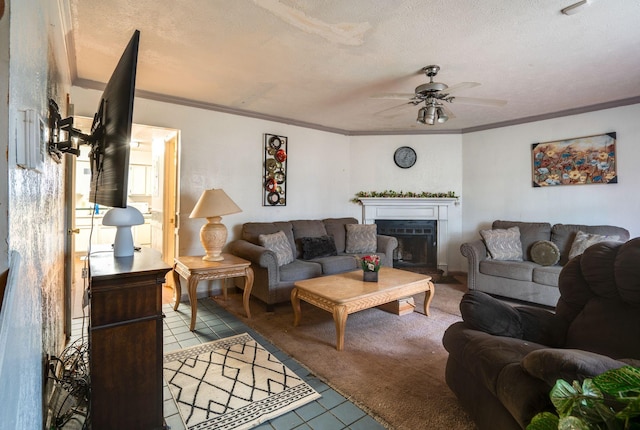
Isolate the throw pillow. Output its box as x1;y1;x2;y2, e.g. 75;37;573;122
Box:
300;236;338;260
568;230;620;260
479;226;523;261
530;240;561;266
258;230;294;266
345;224;377;253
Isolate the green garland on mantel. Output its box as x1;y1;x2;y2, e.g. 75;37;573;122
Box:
351;190;458;204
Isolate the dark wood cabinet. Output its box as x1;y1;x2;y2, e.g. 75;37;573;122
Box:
89;248;171;430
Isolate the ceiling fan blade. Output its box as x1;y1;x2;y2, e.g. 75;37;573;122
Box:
370;93;415;100
442;82;480;95
452;96;507;107
374;102;413;116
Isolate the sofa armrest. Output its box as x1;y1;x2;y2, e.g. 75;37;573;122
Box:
227;239;278;272
522;348;628;387
460;290;567;346
460;239;488;290
376;234;398;267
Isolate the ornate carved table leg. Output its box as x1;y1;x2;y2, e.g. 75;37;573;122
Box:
423;281;435;316
291;288;301;327
172;264;182;311
188;275;200;331
333;305;348;351
242;267;254;318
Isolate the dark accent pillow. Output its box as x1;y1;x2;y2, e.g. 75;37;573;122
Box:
300;236;338;260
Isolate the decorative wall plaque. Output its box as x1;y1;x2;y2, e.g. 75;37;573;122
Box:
263;134;287;206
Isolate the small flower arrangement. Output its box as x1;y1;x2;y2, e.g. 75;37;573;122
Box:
361;254;381;272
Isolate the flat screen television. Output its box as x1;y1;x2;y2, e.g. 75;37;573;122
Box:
88;30;140;209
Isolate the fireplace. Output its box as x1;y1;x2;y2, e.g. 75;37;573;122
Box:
359;197;458;274
376;220;437;270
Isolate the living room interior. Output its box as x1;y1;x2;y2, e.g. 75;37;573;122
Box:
2;0;640;429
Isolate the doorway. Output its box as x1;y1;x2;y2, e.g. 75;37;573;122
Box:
66;119;180;320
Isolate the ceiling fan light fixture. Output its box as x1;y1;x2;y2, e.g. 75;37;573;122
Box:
436;107;448;123
425;105;437;125
416;107;427;124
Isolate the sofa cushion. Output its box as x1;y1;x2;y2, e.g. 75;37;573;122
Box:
323;217;358;253
568;230;620;260
258;231;295;266
551;223;630;265
345;224;377;253
493;221;551;261
480;227;523;261
530;240;560;266
313;255;358;275
300;235;337;260
532;265;562;287
279;259;323;282
480;260;536;282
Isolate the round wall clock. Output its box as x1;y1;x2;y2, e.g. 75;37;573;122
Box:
394;146;417;168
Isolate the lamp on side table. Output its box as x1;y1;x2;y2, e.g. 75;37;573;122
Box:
189;189;242;261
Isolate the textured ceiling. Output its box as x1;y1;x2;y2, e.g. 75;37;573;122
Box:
66;0;640;134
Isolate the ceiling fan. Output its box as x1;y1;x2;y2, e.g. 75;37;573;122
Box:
372;65;507;125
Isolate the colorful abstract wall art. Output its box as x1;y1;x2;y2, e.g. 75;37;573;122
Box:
532;132;616;187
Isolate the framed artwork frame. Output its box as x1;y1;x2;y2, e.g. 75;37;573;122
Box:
532;132;617;187
263;133;287;206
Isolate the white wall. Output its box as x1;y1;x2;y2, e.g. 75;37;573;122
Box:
71;88;465;288
2;0;71;427
349;134;464;269
71;88;640;277
461;104;640;254
0;2;8;271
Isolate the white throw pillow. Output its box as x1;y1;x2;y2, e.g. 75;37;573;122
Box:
258;230;295;266
345;224;377;253
480;226;523;261
568;230;620;260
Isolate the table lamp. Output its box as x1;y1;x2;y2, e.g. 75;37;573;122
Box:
102;206;145;257
189;188;242;261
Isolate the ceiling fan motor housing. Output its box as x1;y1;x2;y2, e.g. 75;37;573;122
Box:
415;82;448;97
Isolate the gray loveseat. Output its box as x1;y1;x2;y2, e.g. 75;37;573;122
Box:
460;220;629;307
227;217;397;310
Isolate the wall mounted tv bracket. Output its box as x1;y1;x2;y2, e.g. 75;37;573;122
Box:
48;99;104;165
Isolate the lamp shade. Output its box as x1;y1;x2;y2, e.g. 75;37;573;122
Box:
189;189;242;219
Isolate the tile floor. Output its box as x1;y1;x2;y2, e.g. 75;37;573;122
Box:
72;296;386;430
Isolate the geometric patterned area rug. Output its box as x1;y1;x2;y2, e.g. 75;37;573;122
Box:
163;333;321;430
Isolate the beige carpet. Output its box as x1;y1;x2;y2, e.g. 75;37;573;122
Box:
211;281;476;430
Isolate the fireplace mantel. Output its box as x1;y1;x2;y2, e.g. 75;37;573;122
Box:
359;198;459;274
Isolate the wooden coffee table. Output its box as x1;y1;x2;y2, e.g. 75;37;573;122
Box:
291;267;434;350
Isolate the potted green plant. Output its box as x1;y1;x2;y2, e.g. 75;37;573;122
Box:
527;366;640;430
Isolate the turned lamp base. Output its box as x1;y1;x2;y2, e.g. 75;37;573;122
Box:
200;216;227;261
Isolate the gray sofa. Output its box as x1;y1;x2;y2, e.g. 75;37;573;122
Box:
460;220;630;307
227;217;397;309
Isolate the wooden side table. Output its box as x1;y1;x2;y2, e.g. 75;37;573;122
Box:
172;253;254;331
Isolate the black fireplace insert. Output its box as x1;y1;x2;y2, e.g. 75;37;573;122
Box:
376;220;437;270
